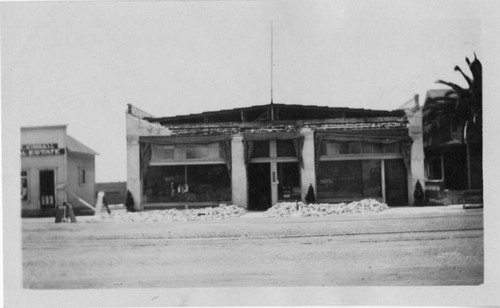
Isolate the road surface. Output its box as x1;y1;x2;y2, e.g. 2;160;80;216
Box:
22;208;483;288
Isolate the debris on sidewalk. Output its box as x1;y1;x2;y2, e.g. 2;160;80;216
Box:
87;204;246;223
265;199;389;218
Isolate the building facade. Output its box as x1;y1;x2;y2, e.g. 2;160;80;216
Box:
422;89;483;204
21;125;98;216
126;103;424;211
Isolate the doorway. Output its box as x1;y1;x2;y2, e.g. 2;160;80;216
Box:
248;163;272;211
39;170;55;208
443;150;468;190
277;162;301;201
384;159;408;206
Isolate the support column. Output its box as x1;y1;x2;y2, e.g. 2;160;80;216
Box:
126;135;142;211
300;129;316;201
231;135;248;208
406;106;425;206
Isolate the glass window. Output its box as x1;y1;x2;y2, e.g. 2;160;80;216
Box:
384;143;400;153
362;160;382;197
277;139;296;157
339;143;350;154
163;146;174;160
21;171;28;201
251;141;270;158
79;167;86;185
317;160;382;199
144;164;231;203
323;142;340;155
362;142;373;154
186;144;208;159
151;143;221;161
426;157;442;180
321;141;397;156
373;143;383;153
349;142;361;154
317;161;363;199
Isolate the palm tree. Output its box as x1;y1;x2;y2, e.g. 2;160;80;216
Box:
435;53;482;142
425;54;483;190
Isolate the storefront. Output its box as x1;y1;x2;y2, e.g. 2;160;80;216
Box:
21;125;98;216
126;103;424;211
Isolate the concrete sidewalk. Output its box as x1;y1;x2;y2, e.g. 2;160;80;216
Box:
23;204;482;223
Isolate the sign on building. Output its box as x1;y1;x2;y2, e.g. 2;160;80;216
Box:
21;143;65;156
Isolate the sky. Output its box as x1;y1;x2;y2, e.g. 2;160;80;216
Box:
1;0;485;182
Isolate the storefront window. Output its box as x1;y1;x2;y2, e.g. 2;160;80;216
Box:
21;171;28;201
144;164;231;203
317;160;381;199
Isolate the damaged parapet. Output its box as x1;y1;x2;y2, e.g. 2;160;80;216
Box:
126;104;173;211
126;104;172;136
127;104;154;119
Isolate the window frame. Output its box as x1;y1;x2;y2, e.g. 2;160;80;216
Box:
78;167;87;185
21;170;30;202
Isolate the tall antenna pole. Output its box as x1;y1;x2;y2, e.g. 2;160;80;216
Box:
270;21;274;105
270;21;275;120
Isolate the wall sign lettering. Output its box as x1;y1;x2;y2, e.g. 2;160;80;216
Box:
21;143;65;156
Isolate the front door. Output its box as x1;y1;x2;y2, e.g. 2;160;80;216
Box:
39;170;55;208
384;159;408;206
248;163;272;211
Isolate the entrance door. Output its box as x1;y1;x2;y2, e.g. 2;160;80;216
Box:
277;162;301;201
443;150;468;190
248;163;272;211
39;170;55;208
384;159;408;206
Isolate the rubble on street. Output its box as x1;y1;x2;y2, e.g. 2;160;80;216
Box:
87;204;247;223
265;199;389;218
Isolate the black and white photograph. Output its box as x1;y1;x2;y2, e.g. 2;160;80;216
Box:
2;0;500;306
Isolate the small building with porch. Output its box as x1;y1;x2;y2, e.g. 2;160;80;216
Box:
126;102;424;211
21;125;98;217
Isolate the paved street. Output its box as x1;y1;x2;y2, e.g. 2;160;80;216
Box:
22;207;483;288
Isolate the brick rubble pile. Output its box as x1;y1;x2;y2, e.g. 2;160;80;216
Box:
88;204;246;223
265;199;389;218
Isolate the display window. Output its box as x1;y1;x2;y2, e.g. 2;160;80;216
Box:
144;164;231;203
317;160;382;199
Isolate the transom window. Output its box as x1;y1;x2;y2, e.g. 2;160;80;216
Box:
151;143;221;161
277;139;296;157
321;141;399;156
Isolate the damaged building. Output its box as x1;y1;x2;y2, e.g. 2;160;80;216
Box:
126;102;424;211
